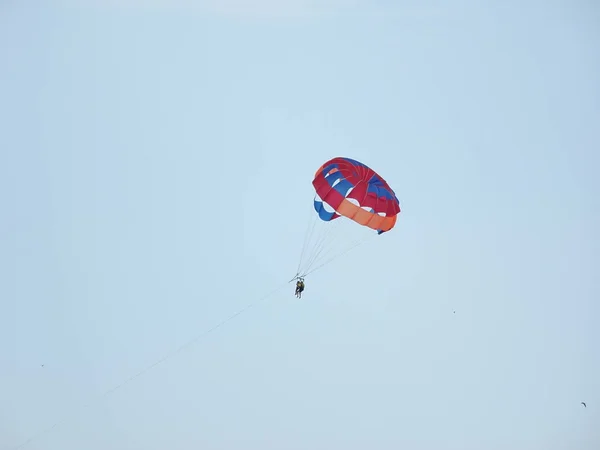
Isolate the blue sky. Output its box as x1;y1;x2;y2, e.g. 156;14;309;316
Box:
2;1;599;449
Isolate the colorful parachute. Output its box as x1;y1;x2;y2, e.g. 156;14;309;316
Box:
312;157;401;234
294;157;400;280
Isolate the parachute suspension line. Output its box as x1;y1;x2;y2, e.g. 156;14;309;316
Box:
301;219;335;272
303;232;377;277
305;231;367;276
294;206;319;279
11;281;291;450
302;215;327;271
294;200;325;278
296;210;378;280
296;208;345;278
310;218;348;263
301;219;343;275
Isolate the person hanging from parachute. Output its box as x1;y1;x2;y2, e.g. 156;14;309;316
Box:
295;278;305;298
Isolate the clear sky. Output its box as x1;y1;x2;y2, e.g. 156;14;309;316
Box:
2;1;599;449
